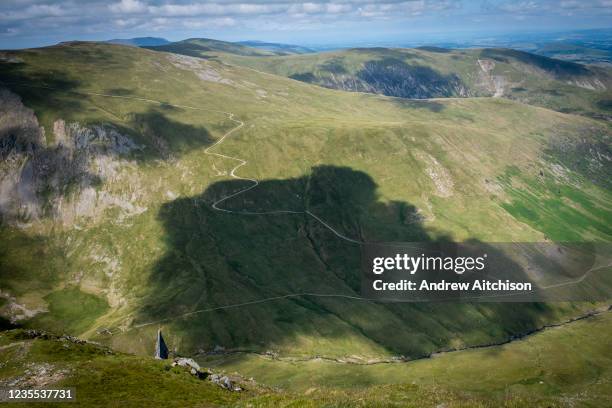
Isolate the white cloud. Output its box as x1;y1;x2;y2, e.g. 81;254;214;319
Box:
114;17;139;27
146;3;286;17
109;0;147;14
182;17;237;29
498;1;540;13
1;0;611;48
2;3;67;20
357;1;443;18
327;3;352;13
560;0;612;8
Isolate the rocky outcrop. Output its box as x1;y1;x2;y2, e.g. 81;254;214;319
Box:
0;289;47;323
291;57;469;99
171;358;243;391
1;362;69;388
477;59;507;97
166;54;234;85
355;58;469;98
0;89;46;223
209;374;241;391
414;150;454;198
0;88;145;227
545;125;612;189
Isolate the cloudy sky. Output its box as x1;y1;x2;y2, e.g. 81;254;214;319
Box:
1;0;612;49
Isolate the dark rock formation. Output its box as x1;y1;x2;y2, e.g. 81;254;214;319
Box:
154;329;169;359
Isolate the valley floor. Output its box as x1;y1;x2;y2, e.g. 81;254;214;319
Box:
1;307;611;407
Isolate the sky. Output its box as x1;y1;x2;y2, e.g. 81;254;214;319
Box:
1;0;612;49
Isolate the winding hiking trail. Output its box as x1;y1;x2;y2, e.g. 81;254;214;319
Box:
0;82;371;332
202;112;362;244
125;98;611;331
2;82;362;244
5;83;609;338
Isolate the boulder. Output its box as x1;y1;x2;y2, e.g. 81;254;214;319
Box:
173;357;200;371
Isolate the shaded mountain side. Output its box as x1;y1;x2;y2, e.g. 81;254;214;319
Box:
479;48;590;78
0;83;217;225
291;57;469;98
123;165;561;359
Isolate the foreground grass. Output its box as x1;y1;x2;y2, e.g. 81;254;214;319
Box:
2;310;611;407
0;330;243;407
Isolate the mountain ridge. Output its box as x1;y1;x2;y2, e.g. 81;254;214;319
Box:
0;41;609;363
106;37;170;47
191;45;612;120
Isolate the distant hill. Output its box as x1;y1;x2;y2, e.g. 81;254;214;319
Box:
107;37;170;47
145;38;315;58
209;46;612;120
145;38;276;57
237;40;315;55
533;41;612;66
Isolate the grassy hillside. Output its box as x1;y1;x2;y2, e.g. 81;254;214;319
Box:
206;309;612;407
145;38;314;58
2;309;611;407
0;329;246;407
203;46;612;120
0;41;610;366
236;40;315;55
145;38;278;58
107;37;170;47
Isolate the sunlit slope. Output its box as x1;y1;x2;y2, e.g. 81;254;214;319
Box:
0;330;246;407
7;313;611;407
0;43;610;360
145;38;314;57
206;309;612;407
145;38;279;57
206;46;612;120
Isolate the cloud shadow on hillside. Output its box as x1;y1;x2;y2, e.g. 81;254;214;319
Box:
0;79;218;226
480;48;589;77
391;98;445;112
124;108;216;161
0;52;218;163
0;60;83;112
133;165;554;360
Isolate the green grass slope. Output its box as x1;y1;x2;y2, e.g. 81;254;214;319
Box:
206;46;612;120
1;309;611;407
0;329;245;407
0;42;609;365
236;40;315;55
145;38;278;58
207;309;612;407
